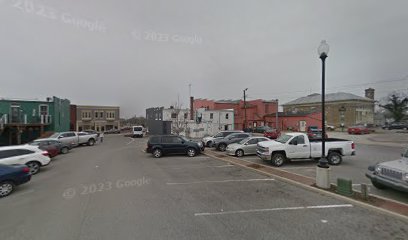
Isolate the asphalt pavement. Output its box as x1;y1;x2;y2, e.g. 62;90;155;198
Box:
0;134;407;240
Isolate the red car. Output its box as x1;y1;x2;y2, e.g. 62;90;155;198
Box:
264;129;281;139
348;125;370;135
27;142;59;158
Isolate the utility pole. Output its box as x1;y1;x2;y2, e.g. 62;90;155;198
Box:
243;88;248;130
275;99;279;130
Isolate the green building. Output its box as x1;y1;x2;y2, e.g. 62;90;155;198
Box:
0;96;70;145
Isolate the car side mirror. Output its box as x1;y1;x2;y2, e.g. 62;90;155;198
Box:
368;165;375;171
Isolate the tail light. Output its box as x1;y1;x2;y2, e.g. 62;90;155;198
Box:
42;151;49;156
351;143;355;149
22;167;30;173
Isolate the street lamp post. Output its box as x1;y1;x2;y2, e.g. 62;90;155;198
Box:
317;40;329;168
316;40;330;189
243;88;248;130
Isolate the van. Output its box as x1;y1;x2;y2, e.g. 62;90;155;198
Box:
132;126;144;138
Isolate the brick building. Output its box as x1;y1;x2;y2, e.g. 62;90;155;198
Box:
264;112;322;131
73;105;120;132
282;89;375;128
193;98;278;130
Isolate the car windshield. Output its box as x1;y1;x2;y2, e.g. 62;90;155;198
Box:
214;133;224;138
49;133;59;138
29;142;41;146
275;134;293;144
134;127;143;131
238;137;250;144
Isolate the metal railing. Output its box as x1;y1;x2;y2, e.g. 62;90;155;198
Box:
0;114;52;125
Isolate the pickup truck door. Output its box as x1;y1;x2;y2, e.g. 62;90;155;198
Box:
286;136;310;159
58;132;78;146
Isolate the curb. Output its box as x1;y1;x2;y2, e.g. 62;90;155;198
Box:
203;150;408;222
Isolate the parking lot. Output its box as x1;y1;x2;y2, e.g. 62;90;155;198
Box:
0;134;407;240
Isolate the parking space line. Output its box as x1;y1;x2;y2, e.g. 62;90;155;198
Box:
166;178;275;185
281;166;316;170
171;164;234;170
126;138;135;145
194;204;353;216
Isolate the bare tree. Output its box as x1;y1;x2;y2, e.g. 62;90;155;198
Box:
170;101;188;135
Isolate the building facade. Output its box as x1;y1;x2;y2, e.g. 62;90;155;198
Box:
282;89;375;128
264;112;322;131
0;96;70;145
193;98;278;130
146;106;234;138
74;105;120;132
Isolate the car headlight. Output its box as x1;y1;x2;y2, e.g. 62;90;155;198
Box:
197;142;203;147
375;165;381;174
403;173;408;182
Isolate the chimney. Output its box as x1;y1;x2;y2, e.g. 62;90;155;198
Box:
365;88;375;100
190;96;194;120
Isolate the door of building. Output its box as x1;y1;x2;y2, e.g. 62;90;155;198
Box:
299;121;306;132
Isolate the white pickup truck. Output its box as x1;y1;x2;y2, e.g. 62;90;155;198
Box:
46;131;98;147
256;132;355;167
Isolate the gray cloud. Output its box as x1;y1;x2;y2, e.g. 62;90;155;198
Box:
1;0;408;117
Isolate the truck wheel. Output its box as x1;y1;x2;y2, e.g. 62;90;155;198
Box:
371;181;387;189
153;148;162;158
218;143;227;152
271;153;285;167
327;152;342;165
87;139;95;146
235;149;244;157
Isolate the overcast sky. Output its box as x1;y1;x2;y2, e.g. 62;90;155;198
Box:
1;0;408;117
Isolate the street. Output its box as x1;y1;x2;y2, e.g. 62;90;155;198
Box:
1;134;407;240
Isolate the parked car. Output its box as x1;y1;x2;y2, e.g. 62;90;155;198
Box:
254;126;273;133
366;148;408;192
104;129;121;134
30;139;71;154
348;125;370;135
226;137;271;157
382;122;408;130
0;146;51;174
257;133;355;167
201;130;243;147
48;131;98;147
264;129;281;139
0;164;31;198
326;125;335;131
213;132;252;151
132;126;145;138
27;142;59;158
307;128;328;139
146;135;203;158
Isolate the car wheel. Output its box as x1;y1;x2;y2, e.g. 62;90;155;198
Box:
271;153;285;167
218;143;227;152
88;139;95;146
371;181;387;189
327;152;342;165
26;161;41;175
61;147;69;154
153;148;162;158
0;181;15;198
235;149;244;157
187;148;197;157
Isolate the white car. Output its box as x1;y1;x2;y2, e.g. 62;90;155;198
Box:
0;146;51;174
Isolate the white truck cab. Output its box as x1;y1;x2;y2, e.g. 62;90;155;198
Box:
257;132;355;167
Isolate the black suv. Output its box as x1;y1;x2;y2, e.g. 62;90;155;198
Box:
146;135;202;158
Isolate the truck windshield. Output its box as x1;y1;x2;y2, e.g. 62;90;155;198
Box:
275;134;292;144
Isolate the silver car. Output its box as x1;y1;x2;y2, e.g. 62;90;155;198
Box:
226;137;271;157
